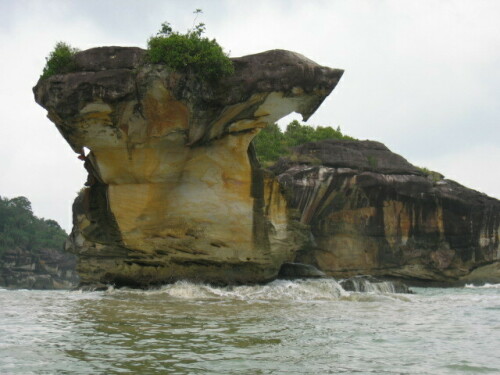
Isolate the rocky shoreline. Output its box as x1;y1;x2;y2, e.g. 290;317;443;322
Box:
0;247;78;289
273;139;500;286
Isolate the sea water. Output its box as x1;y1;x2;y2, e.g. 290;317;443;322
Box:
1;279;499;374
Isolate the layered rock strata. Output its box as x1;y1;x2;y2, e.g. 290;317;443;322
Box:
273;140;500;285
34;47;343;287
0;248;78;289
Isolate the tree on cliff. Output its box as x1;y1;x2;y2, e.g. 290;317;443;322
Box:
40;42;80;80
0;196;67;255
253;120;355;166
147;9;234;82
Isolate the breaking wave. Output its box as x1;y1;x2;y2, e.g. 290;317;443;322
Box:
465;283;500;289
105;278;413;302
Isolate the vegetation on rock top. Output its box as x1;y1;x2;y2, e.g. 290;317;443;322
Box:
40;42;79;80
40;10;233;83
416;166;444;181
253;120;355;167
147;9;234;82
0;196;67;256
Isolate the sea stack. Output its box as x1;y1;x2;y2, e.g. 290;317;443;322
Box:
34;47;343;287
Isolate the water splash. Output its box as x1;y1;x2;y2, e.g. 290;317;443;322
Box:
105;278;410;302
340;277;404;293
465;283;500;289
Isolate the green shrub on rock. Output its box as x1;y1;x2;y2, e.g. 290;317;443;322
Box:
417;166;444;182
253;120;356;166
147;10;234;82
40;42;79;80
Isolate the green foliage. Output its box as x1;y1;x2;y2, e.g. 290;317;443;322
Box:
147;10;234;82
253;120;355;166
252;124;287;165
0;196;67;256
417;166;431;175
40;42;79;80
417;166;444;182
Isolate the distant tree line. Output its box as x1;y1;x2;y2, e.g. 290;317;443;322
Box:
0;196;67;255
253;120;355;166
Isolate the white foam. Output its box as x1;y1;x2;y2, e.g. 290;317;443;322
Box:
105;278;412;302
465;283;500;289
343;278;400;294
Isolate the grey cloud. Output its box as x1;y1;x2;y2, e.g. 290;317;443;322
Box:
1;0;498;231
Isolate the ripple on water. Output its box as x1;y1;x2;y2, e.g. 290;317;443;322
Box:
0;280;499;374
445;363;500;373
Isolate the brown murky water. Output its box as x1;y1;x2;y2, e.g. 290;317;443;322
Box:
1;279;500;374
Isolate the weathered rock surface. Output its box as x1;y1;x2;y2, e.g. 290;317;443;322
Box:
0;248;78;289
34;47;342;287
273;139;500;285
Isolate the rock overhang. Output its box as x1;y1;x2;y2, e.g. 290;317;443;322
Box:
33;46;344;286
34;47;343;149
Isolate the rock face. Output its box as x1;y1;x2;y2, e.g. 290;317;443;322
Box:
34;47;343;287
273;139;500;285
278;262;326;279
0;248;78;289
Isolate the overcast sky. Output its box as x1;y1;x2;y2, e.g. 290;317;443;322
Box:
1;0;499;231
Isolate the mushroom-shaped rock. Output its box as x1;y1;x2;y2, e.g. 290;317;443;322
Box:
34;46;343;287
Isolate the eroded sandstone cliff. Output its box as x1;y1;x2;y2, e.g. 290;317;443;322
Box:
34;47;342;287
273;140;500;285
